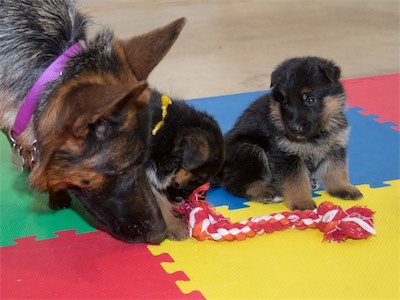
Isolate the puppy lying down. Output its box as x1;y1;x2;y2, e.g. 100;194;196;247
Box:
146;89;224;240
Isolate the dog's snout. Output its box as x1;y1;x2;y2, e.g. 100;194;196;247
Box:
146;228;168;244
289;123;306;134
110;221;167;244
173;182;181;188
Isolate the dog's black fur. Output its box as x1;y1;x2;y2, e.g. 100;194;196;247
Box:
220;57;363;210
147;89;224;201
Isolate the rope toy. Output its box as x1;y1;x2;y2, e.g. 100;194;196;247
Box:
176;183;376;242
152;95;172;135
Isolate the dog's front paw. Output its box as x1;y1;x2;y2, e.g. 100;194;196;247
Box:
329;185;363;200
246;182;279;204
290;200;317;211
167;219;189;241
257;196;283;204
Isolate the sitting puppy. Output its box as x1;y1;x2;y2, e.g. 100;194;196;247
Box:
146;89;224;239
220;57;363;210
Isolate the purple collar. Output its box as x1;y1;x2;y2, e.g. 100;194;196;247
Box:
10;42;83;143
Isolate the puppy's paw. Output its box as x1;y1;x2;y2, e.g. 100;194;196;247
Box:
246;182;278;204
251;194;277;204
256;196;283;204
329;185;363;200
290;200;317;211
167;219;189;241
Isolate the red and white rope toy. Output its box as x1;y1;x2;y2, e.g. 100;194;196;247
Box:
176;183;376;242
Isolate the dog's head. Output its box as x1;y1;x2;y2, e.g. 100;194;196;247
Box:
161;125;224;201
173;126;223;184
270;56;346;143
28;18;186;244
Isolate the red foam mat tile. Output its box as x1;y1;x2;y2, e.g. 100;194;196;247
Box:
344;73;400;129
0;230;203;299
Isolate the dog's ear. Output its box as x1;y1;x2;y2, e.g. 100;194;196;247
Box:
179;131;209;171
270;69;279;89
62;80;148;138
30;80;148;191
121;18;186;81
319;60;341;83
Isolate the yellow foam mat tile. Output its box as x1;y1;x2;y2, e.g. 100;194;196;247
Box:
149;181;400;299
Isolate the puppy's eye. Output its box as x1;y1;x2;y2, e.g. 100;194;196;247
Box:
282;100;289;109
306;96;317;106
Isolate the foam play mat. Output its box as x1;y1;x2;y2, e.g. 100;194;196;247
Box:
1;74;399;299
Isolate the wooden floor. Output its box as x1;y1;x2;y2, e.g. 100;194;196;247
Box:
79;0;399;99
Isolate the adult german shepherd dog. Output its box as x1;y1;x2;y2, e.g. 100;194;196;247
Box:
220;57;363;210
0;0;186;243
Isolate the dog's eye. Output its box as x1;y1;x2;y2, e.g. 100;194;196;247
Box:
282;100;289;109
306;96;317;106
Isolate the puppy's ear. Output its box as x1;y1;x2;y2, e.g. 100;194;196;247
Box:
270;69;284;103
121;18;186;81
270;69;279;89
179;131;209;171
319;60;341;83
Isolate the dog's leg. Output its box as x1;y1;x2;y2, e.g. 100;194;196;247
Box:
281;161;316;210
316;150;363;200
225;142;279;202
151;186;188;241
48;189;72;210
245;180;281;204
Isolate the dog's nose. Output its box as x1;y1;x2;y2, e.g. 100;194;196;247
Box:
173;182;180;188
146;229;168;244
290;123;305;134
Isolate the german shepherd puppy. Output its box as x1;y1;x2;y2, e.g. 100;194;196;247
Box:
0;0;186;243
146;89;224;237
220;57;363;210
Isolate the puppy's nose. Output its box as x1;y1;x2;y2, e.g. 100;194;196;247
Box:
290;123;305;134
173;182;180;188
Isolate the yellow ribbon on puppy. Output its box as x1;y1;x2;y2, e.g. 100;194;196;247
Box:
152;95;172;135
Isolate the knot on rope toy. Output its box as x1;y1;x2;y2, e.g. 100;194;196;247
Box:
176;183;376;242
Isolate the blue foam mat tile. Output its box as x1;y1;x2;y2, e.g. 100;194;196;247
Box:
188;90;267;134
351;106;399;130
346;107;400;187
206;187;250;209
